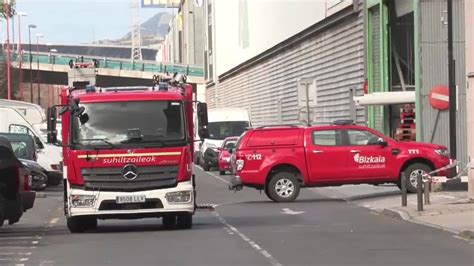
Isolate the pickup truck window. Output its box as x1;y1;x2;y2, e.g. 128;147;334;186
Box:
347;130;380;146
312;130;342;146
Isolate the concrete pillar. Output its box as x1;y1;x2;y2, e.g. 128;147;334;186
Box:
465;0;474;201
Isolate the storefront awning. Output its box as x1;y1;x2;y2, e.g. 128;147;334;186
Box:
353;91;415;106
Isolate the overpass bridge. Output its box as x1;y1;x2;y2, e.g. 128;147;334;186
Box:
1;52;204;87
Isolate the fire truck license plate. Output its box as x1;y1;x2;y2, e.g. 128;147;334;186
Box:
116;195;146;204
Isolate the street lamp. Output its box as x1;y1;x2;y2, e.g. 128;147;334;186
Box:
17;12;27;101
4;0;12;99
49;48;57;65
28;24;37;103
36;33;44;105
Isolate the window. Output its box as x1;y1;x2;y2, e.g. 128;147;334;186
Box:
207;121;249;140
11;141;29;160
224;140;236;150
347;130;381;146
312;130;339;146
72;101;185;148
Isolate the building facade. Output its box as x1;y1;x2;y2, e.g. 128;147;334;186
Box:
362;0;468;164
204;0;363;126
465;0;473;197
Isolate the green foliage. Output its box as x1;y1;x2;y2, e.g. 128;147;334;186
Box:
1;0;16;19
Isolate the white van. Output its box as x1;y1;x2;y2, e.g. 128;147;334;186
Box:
0;100;46;133
0;107;62;176
197;108;251;171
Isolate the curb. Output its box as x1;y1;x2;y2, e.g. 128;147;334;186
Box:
346;191;401;201
379;207;473;241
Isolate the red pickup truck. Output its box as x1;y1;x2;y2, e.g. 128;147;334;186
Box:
229;121;450;202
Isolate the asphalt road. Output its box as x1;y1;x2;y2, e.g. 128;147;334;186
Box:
1;168;473;266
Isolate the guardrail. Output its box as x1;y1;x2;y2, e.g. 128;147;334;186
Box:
401;161;471;211
0;53;204;77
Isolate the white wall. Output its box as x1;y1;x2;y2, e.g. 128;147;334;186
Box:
213;0;353;76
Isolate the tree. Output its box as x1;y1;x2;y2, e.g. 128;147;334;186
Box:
1;0;16;19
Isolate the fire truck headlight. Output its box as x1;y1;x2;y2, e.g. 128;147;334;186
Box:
71;195;96;207
165;191;192;204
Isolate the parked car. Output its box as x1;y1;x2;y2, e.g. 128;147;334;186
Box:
229;121;451;202
198;108;251;171
0;136;35;227
0;106;63;181
218;137;239;175
1;133;48;190
0;132;61;188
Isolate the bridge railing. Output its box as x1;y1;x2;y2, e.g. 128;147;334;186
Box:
0;52;204;77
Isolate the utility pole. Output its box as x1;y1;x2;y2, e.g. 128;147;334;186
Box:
447;0;457;176
28;24;36;103
36;33;44;105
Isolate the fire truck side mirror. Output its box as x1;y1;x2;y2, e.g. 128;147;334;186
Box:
197;102;208;127
47;107;58;144
198;127;209;140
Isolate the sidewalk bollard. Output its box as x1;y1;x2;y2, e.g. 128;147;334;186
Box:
417;172;423;211
424;179;431;205
401;172;407;207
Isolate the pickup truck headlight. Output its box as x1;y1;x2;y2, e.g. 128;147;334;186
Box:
435;149;449;157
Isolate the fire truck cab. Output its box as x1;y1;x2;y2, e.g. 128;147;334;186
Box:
46;75;209;233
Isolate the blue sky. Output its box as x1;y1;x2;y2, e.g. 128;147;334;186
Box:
2;0;175;45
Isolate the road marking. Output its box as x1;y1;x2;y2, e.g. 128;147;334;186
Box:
0;253;32;256
281;208;305;215
0;236;41;240
213;212;282;266
196;166;231;184
49;218;60;225
31;240;39;245
19;258;29;262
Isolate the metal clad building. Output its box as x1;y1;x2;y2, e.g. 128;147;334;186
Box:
419;0;467;164
206;6;365;127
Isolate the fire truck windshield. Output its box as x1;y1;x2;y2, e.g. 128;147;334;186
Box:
72;100;186;148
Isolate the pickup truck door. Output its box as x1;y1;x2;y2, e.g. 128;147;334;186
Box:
306;129;347;183
344;129;392;179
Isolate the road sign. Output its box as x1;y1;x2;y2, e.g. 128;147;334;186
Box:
429;85;449;110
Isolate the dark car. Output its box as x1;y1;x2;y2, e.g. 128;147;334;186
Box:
0;133;49;190
0;136;35;227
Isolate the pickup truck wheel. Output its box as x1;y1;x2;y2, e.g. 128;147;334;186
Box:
267;172;300;202
402;163;432;193
177;213;193;229
162;215;176;229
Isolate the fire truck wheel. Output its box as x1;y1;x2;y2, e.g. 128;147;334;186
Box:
162;215;176;229
67;216;95;233
267;172;300;202
219;170;225;175
402;163;432;193
177;213;193;229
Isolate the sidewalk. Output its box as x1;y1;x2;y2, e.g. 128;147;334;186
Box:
353;191;474;239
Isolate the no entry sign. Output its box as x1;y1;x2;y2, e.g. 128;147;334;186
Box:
429;85;449;110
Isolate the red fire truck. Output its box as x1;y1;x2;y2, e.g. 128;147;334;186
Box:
46;75;208;233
